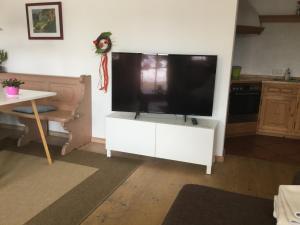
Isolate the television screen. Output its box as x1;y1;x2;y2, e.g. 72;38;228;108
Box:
112;52;217;116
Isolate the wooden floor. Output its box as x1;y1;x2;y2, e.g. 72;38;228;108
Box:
80;143;300;225
225;135;300;164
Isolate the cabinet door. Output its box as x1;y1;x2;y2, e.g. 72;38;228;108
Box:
258;96;297;135
156;124;214;166
106;118;156;157
294;100;300;135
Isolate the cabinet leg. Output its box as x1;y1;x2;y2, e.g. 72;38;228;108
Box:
107;149;112;158
206;165;212;175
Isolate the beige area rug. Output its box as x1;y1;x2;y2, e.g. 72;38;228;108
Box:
0;150;98;225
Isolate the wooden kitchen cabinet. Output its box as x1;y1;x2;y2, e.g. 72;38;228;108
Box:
258;95;296;135
294;101;300;136
257;82;300;138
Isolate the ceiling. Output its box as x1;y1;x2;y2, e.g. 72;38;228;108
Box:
246;0;298;15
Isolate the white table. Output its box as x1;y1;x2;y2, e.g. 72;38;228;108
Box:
0;89;56;164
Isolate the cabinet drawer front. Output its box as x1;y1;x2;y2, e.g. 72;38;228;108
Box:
281;88;298;95
266;87;281;93
106;118;155;157
264;84;298;96
156;124;214;165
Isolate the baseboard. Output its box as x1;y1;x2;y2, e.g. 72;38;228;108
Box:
91;137;106;144
226;122;257;137
215;155;225;163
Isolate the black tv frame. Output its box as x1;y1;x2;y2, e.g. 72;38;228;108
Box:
111;52;217;120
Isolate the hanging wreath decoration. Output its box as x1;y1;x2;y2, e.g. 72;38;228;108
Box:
93;32;112;92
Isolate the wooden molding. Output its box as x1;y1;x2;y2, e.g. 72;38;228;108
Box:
259;15;300;23
215;156;225;163
91;137;106;144
226;122;258;137
236;25;264;35
0;123;24;131
49;130;69;138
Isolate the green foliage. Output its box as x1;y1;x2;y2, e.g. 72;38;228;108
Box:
0;50;8;64
33;9;57;33
1;78;24;88
100;32;112;38
93;32;113;55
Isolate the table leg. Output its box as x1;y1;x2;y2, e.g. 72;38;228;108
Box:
107;149;112;158
31;100;53;165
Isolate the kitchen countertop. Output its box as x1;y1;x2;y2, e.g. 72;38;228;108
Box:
231;74;300;84
262;80;300;85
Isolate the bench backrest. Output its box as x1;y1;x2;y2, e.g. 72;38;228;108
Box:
0;73;91;112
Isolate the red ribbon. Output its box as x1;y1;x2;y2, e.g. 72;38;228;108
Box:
98;54;109;92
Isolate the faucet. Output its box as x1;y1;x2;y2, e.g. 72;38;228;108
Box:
284;68;291;81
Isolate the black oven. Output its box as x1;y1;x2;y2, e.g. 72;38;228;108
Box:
228;82;262;123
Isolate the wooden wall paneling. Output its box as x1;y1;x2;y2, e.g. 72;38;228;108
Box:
0;73;92;155
60;75;92;155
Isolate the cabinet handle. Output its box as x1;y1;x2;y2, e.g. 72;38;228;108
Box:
282;89;293;93
268;88;280;92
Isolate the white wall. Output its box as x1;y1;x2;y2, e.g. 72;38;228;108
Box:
0;0;238;156
233;0;300;77
233;23;300;77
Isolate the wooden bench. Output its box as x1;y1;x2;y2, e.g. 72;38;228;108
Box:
0;73;91;155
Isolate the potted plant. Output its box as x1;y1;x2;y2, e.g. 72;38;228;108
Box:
0;50;8;72
1;78;25;96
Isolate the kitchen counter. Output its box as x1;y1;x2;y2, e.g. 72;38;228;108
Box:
231;74;276;84
227;74;300;138
262;80;300;85
231;74;300;84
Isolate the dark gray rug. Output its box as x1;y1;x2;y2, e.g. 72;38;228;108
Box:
0;139;142;225
162;184;276;225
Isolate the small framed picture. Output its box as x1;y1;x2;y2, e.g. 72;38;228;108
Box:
25;2;63;40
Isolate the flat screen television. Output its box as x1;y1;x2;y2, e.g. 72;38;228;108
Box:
112;52;217;116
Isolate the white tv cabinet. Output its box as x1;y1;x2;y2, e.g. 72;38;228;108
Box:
105;112;218;174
